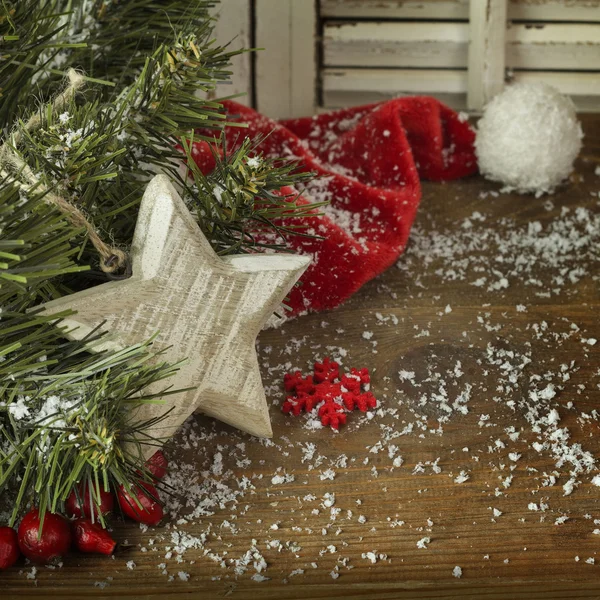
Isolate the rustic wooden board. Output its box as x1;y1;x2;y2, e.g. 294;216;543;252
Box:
211;0;253;104
323;22;600;71
322;68;600;112
255;0;317;118
506;23;600;71
467;0;507;110
323;22;470;69
321;0;600;22
322;68;469;111
4;116;600;599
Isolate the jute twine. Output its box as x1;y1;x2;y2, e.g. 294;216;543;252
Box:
1;69;128;274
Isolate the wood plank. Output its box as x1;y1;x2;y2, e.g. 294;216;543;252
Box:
507;23;600;71
291;0;318;117
468;0;508;110
323;22;469;69
510;0;600;21
321;0;470;20
255;0;292;118
5;115;600;598
322;68;467;111
210;0;252;104
321;68;600;112
321;0;600;22
513;70;600;98
8;581;600;599
322;68;467;110
322;90;467;111
323;22;600;71
255;0;317;118
322;68;468;95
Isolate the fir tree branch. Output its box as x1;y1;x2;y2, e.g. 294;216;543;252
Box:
181;135;322;254
0;0;322;524
0;333;182;526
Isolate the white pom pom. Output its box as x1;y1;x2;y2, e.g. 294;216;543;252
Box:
475;82;583;195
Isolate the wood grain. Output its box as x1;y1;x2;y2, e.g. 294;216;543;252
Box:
322;68;600;113
38;175;310;457
320;0;600;21
4;117;600;598
211;0;253;104
255;0;317;118
323;22;600;72
468;0;508;110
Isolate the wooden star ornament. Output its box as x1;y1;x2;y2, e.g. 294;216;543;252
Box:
40;174;310;456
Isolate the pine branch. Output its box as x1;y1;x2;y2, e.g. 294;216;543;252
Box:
0;174;87;309
0;333;182;526
181;136;322;254
0;1;226;126
0;0;321;523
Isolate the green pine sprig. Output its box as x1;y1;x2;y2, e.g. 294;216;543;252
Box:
181;135;323;254
0;332;183;527
0;0;321;524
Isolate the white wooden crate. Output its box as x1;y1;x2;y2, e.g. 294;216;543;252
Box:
322;68;600;111
211;0;253;104
324;22;600;71
320;0;600;113
321;0;600;22
213;0;600;117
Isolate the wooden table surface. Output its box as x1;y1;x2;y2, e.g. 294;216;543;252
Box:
4;115;600;599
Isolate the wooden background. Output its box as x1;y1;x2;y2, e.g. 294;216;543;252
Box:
3;117;600;599
210;0;600;118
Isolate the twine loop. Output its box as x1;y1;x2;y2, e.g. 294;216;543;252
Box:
1;69;130;276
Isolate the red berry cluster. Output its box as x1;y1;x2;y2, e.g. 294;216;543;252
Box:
282;357;377;429
0;450;168;569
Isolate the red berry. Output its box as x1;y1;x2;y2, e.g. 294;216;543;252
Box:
116;482;163;526
0;527;20;569
71;519;116;555
145;450;168;479
65;483;114;520
17;509;71;563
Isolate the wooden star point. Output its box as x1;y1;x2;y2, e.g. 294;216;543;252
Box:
40;175;310;455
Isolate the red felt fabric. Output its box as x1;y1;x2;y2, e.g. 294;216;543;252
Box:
192;98;477;316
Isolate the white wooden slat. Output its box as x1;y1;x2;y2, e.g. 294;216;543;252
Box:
509;0;600;21
507;23;600;70
468;0;508;110
323;68;600;98
255;0;291;118
321;0;600;22
321;0;470;20
323;89;467;111
323;22;600;71
290;1;317;117
323;22;469;68
255;0;317;119
323;67;468;94
322;68;600;112
513;71;600;97
211;0;252;104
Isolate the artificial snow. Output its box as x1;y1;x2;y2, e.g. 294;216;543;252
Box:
10;144;600;588
475;82;582;195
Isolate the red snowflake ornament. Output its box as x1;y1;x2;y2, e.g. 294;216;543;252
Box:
282;358;377;429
